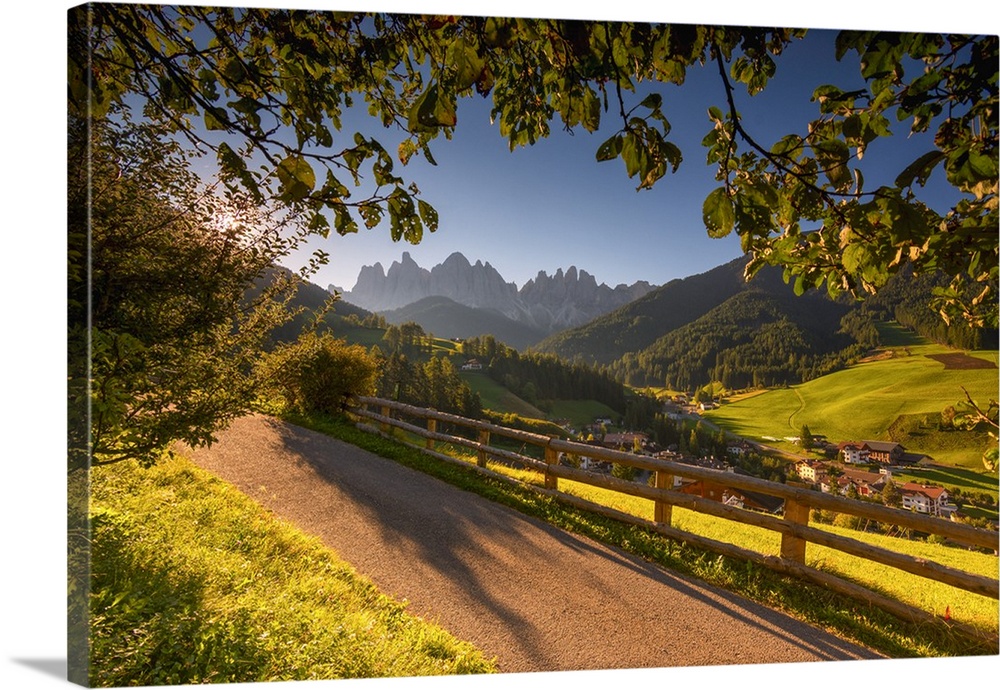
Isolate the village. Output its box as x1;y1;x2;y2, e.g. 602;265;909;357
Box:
565;402;967;525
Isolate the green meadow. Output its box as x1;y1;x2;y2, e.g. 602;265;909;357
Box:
704;325;998;470
459;370;547;418
88;456;496;686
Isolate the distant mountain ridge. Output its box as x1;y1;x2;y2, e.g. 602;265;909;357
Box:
339;251;656;338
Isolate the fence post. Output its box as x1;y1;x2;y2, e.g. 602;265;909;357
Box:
380;405;391;434
544;444;558;490
780;497;810;563
654;470;674;525
426;417;437;451
477;429;490;467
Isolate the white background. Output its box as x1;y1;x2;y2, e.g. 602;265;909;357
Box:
2;1;996;688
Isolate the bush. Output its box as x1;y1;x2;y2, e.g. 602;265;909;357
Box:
260;332;379;414
833;512;863;530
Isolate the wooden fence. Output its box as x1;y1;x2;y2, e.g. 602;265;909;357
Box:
348;396;999;636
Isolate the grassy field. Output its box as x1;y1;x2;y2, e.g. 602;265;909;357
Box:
460;371;546;418
88;456;496;686
455;452;999;635
704;325;998;470
545;398;620;428
546;477;999;634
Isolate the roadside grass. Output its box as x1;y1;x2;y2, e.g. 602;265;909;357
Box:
288;410;999;659
703;335;998;471
88;456;497;687
523;472;998;635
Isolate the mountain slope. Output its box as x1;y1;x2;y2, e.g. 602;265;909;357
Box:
532;256;752;364
252;266;380;346
609;287;855;390
381;296;547;350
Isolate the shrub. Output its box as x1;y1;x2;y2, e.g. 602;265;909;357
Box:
260;332;379;414
833;512;863;530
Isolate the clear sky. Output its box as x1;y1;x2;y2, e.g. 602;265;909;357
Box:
260;2;980;294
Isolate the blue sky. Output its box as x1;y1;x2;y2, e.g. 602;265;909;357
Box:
268;4;977;294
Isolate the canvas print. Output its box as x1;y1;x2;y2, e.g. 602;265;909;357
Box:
67;1;999;687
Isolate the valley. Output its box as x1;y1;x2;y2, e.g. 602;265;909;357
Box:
290;251;998;525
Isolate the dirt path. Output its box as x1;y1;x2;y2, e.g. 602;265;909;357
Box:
185;414;881;674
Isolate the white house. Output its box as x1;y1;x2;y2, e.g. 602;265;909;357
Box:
839;442;869;464
899;483;955;517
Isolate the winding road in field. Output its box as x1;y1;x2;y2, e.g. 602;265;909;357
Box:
185;414;881;674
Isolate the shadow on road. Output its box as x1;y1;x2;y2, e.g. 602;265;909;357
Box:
190;415;880;672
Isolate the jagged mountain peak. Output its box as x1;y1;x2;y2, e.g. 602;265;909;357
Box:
342;251;657;335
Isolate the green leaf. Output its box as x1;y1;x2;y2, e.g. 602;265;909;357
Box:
417;199;439;233
447;38;485;91
582;88;601;132
276;155;316;202
333;205;358;235
812;139;852;190
595;134;623;162
793;274;806;296
771;134;803;158
620;133;643;178
203;107;229;131
703;187;735;238
662;141;682;171
841;242;868;274
895;150;945;188
968;149;998;180
842;114;863;141
407;83;457;131
640;93;663;110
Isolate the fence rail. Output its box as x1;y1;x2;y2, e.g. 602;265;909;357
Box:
348;396;999;634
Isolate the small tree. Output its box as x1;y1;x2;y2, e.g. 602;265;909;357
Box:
882;479;903;508
940;405;958;430
70;114;308;471
844;482;860;501
261;332;380;415
611;463;637;482
799;424;814;450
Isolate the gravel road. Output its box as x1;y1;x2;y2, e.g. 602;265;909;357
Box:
185;414;881;674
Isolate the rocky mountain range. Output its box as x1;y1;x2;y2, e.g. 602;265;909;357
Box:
337;251;655;336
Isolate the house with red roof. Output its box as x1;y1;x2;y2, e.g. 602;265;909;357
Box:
899;483;956;517
838;440;906;465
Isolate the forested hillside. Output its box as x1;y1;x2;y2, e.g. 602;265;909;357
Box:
256;257;996;417
861;267;999;351
533;257;749;365
253;267;382;346
607;289;855;390
462;335;629;415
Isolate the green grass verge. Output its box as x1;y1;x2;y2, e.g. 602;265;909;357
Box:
287;410;1000;660
551;479;998;631
88;456;497;687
